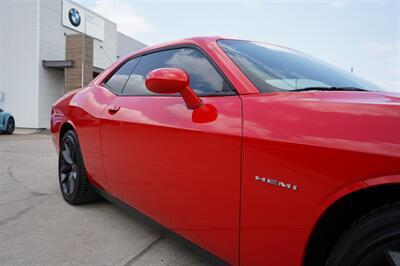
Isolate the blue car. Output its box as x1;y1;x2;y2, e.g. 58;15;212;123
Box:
0;108;15;134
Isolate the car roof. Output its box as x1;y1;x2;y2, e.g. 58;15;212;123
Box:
122;36;232;59
120;36;300;62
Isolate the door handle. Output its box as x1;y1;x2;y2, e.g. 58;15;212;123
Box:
108;105;120;114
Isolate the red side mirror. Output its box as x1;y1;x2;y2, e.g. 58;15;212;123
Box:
192;104;218;123
145;68;203;110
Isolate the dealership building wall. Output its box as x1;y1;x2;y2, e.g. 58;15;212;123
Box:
0;0;146;128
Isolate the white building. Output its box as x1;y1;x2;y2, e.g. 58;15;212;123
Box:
0;0;146;128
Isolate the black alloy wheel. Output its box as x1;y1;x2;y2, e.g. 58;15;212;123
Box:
59;134;78;196
357;239;400;266
58;130;100;204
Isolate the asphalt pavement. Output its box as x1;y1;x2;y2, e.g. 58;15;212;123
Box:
0;131;215;266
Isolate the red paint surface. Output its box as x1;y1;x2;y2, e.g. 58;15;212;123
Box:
51;37;400;265
239;91;400;265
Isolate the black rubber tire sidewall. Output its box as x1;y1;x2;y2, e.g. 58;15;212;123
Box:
59;130;85;204
5;117;14;134
327;203;400;266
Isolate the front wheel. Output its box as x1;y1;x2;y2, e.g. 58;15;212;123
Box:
5;117;15;134
327;202;400;266
59;130;100;204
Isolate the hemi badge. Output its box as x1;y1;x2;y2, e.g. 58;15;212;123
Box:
255;176;298;191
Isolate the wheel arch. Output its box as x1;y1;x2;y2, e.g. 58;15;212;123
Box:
4;113;13;124
59;121;76;145
303;177;400;266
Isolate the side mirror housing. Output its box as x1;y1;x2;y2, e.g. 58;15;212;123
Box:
145;68;203;109
192;103;218;123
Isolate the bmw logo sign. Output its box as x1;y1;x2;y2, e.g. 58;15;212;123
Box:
68;8;81;27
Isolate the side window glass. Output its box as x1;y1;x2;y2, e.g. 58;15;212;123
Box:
104;57;140;94
122;48;233;96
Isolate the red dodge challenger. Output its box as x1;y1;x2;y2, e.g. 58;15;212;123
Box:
50;37;400;266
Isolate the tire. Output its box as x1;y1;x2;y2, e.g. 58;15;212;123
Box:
59;130;100;205
5;117;15;134
327;202;400;266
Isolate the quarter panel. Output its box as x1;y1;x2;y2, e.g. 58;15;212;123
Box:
0;112;7;131
68;86;115;190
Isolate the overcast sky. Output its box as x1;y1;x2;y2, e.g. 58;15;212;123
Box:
77;0;400;92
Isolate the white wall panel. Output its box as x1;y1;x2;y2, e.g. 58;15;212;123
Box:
0;0;39;128
93;20;117;70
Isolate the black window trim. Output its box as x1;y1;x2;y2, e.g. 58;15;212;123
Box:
102;56;142;95
102;44;238;97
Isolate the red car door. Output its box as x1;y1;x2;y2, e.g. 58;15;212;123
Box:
100;47;242;264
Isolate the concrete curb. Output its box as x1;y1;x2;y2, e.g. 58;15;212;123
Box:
13;128;50;135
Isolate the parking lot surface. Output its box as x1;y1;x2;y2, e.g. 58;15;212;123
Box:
0;132;215;266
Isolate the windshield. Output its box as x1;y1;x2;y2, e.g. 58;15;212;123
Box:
218;39;384;93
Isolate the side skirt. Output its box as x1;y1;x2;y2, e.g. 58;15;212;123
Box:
93;186;230;266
